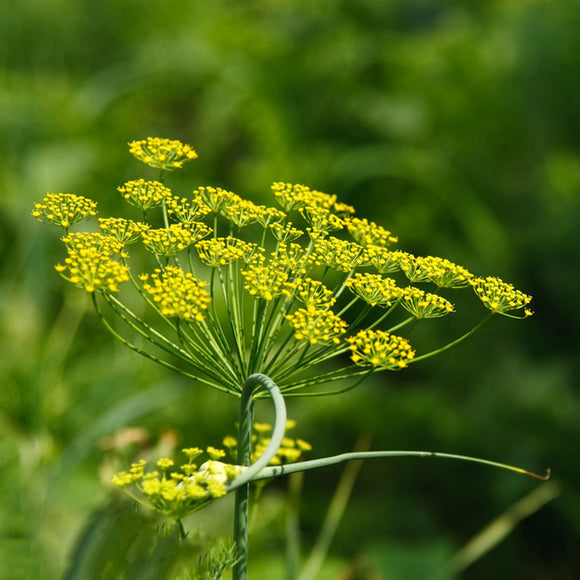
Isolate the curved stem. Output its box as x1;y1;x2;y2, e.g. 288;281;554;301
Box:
231;374;287;580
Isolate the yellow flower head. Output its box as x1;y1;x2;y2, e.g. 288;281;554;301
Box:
166;196;212;224
294;277;336;309
241;262;295;301
32;193;97;229
128;137;198;170
308;234;370;272
347;329;415;370
399;287;455;319
345;272;402;308
141;266;211;321
98;217;150;245
286;306;348;345
345;217;398;247
196;237;257;267
117;179;172;211
55;248;130;294
367;246;412;275
142;223;211;256
61;232;125;257
470;276;533;317
401;255;473;288
112;449;242;521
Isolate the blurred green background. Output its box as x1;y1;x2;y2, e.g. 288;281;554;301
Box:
1;0;579;578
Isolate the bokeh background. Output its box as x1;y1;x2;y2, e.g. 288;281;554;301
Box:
1;1;579;578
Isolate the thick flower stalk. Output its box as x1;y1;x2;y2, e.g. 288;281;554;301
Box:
32;137;533;398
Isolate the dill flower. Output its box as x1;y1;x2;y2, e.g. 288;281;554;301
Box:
128;137;198;170
112;448;242;521
32;193;97;228
142;223;211;256
285;306;348;345
117;179;172;210
299;206;344;233
193;186;239;213
401;255;473;288
32;140;534;398
196;237;256;267
241;262;295;301
141;266;211;321
294;277;336;309
308;234;370;272
55;248;130;293
220;198;264;228
470;276;533;317
399;287;455;319
271;182;338;212
61;232;126;257
254;205;287;228
270;242;309;275
269;221;304;243
345;217;398;247
98;217;149;245
345;273;402;307
367;247;412;275
347;329;415;370
167;196;212;224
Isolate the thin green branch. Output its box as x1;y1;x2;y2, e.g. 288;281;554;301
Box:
253;451;551;482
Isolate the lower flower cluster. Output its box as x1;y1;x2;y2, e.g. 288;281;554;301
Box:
112;448;243;521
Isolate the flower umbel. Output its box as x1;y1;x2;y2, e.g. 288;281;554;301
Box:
470;276;533;317
32;193;97;229
112;447;242;521
129;137;198;170
32;138;533;395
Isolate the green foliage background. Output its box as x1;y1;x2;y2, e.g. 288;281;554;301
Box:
1;1;579;578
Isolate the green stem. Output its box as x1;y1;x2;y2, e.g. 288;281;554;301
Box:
253;451;550;481
411;313;493;364
231;374;288;580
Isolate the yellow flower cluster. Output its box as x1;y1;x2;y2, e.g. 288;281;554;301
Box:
269;221;304;242
98;217;149;245
299;206;344;233
196;237;257;267
166;196;212;224
470;276;533;317
294;277;336;309
270;242;309;275
271;182;351;215
344;273;401;307
193;186;238;213
399;287;455;319
32;138;535;395
347;329;415;369
128;137;198;170
286;306;348;345
32;193;97;229
141;266;211;321
117;179;172;210
62;232;125;257
55;235;129;294
111;447;242;521
367;247;412;274
345;217;398;247
241;262;294;301
400;255;473;287
309;235;370;272
223;419;312;466
142;223;211;256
